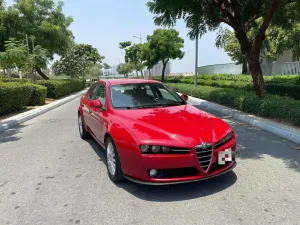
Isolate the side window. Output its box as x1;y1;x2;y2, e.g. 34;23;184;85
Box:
92;83;106;109
88;84;99;100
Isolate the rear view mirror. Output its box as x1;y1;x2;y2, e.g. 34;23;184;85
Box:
90;99;103;109
181;94;188;102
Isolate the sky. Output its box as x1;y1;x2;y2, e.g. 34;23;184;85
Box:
6;0;233;73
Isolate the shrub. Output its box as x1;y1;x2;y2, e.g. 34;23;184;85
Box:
27;84;47;106
0;78;30;83
154;74;300;84
168;83;300;127
37;78;85;99
158;75;300;100
0;83;32;116
0;82;47;116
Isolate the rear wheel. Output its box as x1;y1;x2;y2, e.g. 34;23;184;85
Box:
105;137;124;182
78;113;90;139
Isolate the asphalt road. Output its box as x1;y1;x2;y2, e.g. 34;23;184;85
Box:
0;97;300;225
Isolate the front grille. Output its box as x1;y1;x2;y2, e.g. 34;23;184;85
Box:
195;144;213;172
169;148;190;154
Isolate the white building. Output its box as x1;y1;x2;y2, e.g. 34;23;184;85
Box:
144;61;171;77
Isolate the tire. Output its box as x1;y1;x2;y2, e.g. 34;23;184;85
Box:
105;137;124;182
78;112;90;139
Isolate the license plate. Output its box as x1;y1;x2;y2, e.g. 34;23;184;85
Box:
218;148;232;165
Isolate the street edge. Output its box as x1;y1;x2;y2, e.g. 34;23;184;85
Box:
178;92;300;144
0;89;88;133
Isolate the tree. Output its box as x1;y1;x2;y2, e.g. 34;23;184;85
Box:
0;38;28;77
146;28;184;82
119;41;132;49
52;44;104;78
116;63;133;78
147;0;300;97
217;20;300;73
119;42;144;77
140;42;156;78
86;63;102;80
0;0;74;79
103;63;111;70
0;38;48;80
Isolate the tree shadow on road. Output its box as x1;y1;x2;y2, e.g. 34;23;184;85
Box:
194;104;300;173
0;124;26;143
85;137;237;202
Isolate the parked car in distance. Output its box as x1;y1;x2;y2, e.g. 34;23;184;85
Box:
78;79;236;185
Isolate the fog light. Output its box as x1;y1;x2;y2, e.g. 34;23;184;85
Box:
149;169;157;177
151;146;160;153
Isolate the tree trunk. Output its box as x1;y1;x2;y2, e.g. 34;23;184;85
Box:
136;70;139;78
148;69;151;79
248;54;267;97
18;69;22;79
36;67;50;80
140;70;144;78
242;61;247;74
161;62;167;82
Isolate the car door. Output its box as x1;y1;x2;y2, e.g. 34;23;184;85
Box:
89;82;108;144
83;83;101;130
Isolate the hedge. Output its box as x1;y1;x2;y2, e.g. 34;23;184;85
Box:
37;79;85;99
0;78;30;83
154;74;300;85
156;75;300;100
28;84;47;106
168;83;300;127
0;82;47;116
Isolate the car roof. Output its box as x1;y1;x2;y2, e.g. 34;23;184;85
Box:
101;79;161;86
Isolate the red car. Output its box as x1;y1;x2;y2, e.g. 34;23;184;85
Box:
78;79;236;185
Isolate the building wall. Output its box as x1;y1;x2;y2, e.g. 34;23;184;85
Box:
197;63;243;75
144;61;172;77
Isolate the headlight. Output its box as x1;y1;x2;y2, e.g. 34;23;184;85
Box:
139;145;189;154
215;131;234;149
151;146;160;153
140;145;150;153
162;146;171;153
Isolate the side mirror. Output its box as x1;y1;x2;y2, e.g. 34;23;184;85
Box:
181;94;188;102
90;99;103;109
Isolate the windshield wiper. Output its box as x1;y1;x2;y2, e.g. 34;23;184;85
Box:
114;106;138;109
162;102;185;106
137;102;184;109
137;104;165;109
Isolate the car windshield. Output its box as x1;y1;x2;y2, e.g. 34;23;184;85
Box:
110;83;186;109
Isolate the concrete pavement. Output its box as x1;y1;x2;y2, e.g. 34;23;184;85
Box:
0;97;300;225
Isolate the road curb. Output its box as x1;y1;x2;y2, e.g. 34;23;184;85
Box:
178;93;300;144
0;89;88;133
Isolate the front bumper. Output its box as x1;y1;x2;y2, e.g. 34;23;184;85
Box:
124;161;236;185
118;139;237;185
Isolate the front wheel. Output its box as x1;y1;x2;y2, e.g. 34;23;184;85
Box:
105;137;124;182
78;113;90;139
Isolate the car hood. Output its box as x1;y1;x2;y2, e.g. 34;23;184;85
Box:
112;104;232;147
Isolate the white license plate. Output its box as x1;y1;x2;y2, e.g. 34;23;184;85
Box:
218;148;232;165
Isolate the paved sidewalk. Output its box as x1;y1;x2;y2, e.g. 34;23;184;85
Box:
0;89;88;133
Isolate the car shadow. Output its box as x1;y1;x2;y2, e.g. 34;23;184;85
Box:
85;137;237;202
0;123;25;143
